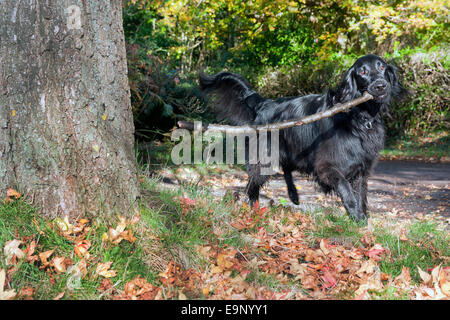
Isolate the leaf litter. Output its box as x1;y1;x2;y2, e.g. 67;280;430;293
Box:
1;179;448;300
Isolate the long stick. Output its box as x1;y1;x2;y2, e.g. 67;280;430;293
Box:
178;91;373;133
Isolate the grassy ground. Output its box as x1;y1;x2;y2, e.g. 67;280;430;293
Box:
1;165;448;300
381;131;449;162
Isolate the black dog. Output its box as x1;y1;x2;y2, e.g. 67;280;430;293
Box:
200;54;407;221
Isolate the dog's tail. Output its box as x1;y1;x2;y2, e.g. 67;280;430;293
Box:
199;71;262;125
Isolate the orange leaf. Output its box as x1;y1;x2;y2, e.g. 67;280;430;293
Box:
6;188;21;201
39;250;54;268
74;240;91;258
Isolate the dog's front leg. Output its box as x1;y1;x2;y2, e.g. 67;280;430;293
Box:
316;163;365;222
351;174;369;219
336;179;366;222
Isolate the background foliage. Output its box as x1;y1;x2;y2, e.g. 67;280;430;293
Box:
122;0;449;144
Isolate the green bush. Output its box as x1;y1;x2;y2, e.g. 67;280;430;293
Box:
122;0;449;143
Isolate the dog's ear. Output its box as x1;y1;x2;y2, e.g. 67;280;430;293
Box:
386;64;409;101
335;67;358;103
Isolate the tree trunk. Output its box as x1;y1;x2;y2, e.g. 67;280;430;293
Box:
0;0;139;218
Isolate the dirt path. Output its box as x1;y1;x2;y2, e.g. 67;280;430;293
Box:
369;161;449;224
158;161;450;227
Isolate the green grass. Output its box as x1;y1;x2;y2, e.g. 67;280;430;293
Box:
0;199;156;299
307;210;365;246
245;270;286;291
382;131;449;160
374;221;449;283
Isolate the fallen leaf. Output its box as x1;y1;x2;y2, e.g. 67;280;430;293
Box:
53;291;65;300
320;267;337;289
39;250;54;268
216;251;235;271
319;239;329;255
25;241;38;263
96;262;117;278
354;268;383;298
0;269;16;300
55;216;73;235
97;278;113;292
74;240;91;258
51;257;72;273
4;239;25;265
5;188;21;202
365;244;386;261
105;217;135;244
356;259;377;276
18;287;34;300
418;267;432;286
394;266;411;288
115;276;159;300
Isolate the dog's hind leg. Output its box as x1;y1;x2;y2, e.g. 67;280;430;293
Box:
246;164;270;206
283;169;299;205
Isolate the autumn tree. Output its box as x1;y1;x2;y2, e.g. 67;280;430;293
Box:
0;1;139;217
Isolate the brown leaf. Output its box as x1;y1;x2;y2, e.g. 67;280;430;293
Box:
25;241;38;263
74;240;91;258
319;239;329;255
394;266;411;288
97;279;113;292
5;188;21;202
115;276;159;300
320;267;337;289
51;257;68;273
39;250;54;268
18;287;34;300
0;269;16;300
96;262;117;278
365;244;386;261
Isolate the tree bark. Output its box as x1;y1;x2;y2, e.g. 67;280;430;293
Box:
0;0;139;218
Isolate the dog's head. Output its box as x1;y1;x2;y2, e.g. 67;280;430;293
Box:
336;54;408;105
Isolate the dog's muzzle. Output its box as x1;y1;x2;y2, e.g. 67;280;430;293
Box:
368;79;389;99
